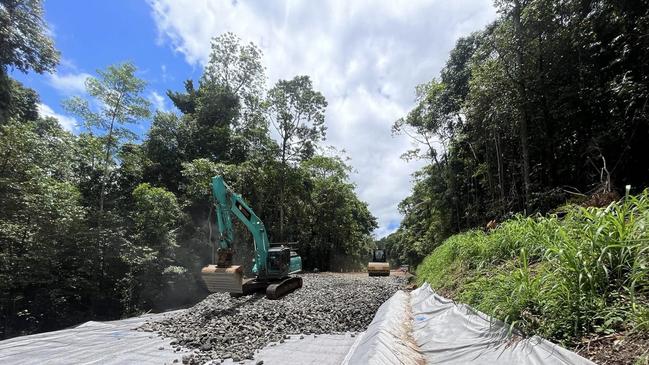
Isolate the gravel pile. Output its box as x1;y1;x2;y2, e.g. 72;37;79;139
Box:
140;273;406;364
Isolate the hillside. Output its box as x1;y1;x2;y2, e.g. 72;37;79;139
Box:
416;192;649;364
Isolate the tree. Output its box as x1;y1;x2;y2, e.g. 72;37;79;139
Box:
165;63;244;165
129;183;181;310
266;76;327;165
202;32;265;104
0;119;87;337
201;33;271;164
64;62;151;213
0;0;59;73
501;0;532;205
266;75;327;239
167;80;197;115
62;63;150;301
0;0;58;125
0;77;39;124
392;79;448;163
299;155;377;270
143;111;185;192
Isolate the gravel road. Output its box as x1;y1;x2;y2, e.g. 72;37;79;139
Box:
140;273;406;364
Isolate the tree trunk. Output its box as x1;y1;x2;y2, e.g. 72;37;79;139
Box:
97;98;121;288
513;0;531;207
279;136;288;242
495;132;506;212
99;122;114;214
519;111;531;206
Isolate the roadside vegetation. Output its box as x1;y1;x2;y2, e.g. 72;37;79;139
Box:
417;192;649;361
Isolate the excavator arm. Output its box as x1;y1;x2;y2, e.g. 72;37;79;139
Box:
211;175;270;277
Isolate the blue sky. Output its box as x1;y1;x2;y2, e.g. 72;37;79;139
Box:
12;0;497;237
12;0;195;133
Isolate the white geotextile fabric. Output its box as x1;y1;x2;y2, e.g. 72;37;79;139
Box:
342;291;424;365
0;311;356;365
410;284;595;365
230;333;357;365
0;310;189;365
343;284;596;365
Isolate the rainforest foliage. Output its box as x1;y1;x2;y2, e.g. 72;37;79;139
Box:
0;0;376;338
386;0;649;266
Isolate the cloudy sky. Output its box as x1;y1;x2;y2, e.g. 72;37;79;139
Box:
15;0;497;237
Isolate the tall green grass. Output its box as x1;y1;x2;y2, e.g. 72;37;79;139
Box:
417;190;649;344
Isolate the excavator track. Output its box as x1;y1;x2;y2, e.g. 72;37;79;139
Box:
230;278;269;297
266;276;303;300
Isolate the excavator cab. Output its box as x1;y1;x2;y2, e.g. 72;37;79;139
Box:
266;246;301;274
368;249;390;276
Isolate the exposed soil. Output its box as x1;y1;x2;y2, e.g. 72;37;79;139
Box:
575;331;649;365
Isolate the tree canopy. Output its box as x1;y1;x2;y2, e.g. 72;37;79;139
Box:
388;0;649;267
0;0;59;74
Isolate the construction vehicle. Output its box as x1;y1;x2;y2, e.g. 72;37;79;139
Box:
200;176;303;299
368;249;390;276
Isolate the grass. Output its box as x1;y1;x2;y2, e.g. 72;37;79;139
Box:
417;190;649;346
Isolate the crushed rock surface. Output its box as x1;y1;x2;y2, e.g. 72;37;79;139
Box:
140;273;406;364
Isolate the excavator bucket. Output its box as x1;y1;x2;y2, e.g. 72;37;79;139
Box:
201;265;244;293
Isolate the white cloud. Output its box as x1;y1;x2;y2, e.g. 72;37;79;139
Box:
149;90;168;112
47;72;91;95
161;64;172;82
37;103;78;131
148;0;497;237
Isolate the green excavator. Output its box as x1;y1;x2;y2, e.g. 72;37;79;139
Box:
200;176;303;299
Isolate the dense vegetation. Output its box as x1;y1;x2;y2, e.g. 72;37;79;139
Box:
416;192;648;358
0;1;376;338
386;0;649;266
